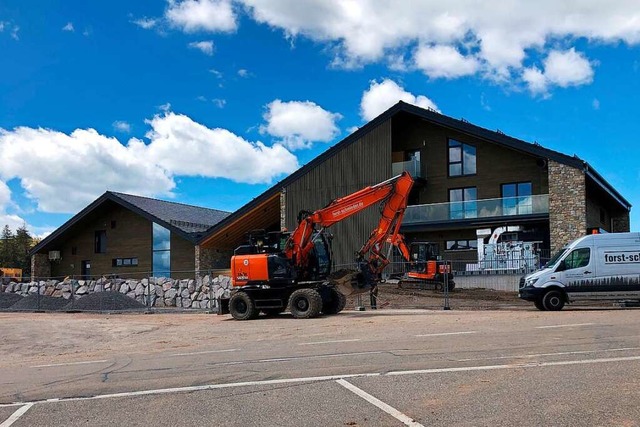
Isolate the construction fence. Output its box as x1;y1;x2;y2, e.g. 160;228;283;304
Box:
1;252;544;313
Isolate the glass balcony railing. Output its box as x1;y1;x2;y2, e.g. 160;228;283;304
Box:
403;194;549;225
392;159;423;178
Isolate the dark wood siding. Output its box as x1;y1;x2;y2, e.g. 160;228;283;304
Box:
171;232;196;278
46;202;196;279
392;115;549;203
49;202;153;279
284;120;392;266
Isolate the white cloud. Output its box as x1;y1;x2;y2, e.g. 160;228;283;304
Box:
212;98;226;108
414;44;480;79
188;40;215;55
592;98;600;110
0;181;26;231
112;121;132;133
209;68;223;78
360;79;439;121
260;100;342;150
238;0;640;92
62;22;74;32
523;48;594;95
132;17;159;30
544;48;594;87
166;0;237;33
237;68;250;77
0;112;299;214
0;21;19;41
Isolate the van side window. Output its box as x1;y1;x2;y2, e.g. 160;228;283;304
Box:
564;248;591;270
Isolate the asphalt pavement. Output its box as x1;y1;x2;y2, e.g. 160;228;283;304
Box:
1;308;640;426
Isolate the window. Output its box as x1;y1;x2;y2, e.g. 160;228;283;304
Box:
501;182;532;215
152;223;171;277
446;240;478;251
111;220;117;229
599;208;605;224
71;246;77;255
94;230;106;253
563;248;590;270
449;187;477;219
112;257;139;267
448;140;476;176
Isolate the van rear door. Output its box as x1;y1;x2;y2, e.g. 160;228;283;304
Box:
561;246;595;301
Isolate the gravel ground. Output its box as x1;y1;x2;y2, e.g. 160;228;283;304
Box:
7;295;69;311
347;285;527;310
66;292;147;311
0;293;23;309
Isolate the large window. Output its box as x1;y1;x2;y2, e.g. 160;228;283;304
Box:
94;230;106;253
152;223;171;277
446;240;478;251
449;187;477;219
502;182;532;215
448;140;476;176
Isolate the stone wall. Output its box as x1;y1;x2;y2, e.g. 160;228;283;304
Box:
612;214;631;233
1;275;232;309
31;254;51;281
195;245;233;274
548;160;586;252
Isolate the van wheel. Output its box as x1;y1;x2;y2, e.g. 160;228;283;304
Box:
542;290;565;311
534;300;546;311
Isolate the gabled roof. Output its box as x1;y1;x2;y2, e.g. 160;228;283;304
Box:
199;101;630;246
31;192;230;255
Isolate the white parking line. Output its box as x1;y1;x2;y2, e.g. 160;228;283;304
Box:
30;360;109;368
456;347;640;362
299;339;361;346
169;349;239;357
3;353;640;408
415;331;477;337
336;379;424;427
215;350;385;366
536;323;595;329
0;403;33;427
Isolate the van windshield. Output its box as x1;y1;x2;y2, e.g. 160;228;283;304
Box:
545;247;568;268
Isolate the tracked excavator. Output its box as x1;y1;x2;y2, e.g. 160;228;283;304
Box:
224;172;415;320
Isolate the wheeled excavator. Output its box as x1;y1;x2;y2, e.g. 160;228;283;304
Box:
224;172;415;320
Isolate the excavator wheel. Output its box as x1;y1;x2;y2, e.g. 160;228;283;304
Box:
229;292;259;320
289;288;323;319
322;287;347;315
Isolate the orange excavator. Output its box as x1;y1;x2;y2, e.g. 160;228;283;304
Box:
226;172;415;320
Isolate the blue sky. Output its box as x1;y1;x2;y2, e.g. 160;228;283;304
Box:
1;0;639;236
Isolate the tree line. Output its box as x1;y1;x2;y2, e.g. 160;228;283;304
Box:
0;224;35;276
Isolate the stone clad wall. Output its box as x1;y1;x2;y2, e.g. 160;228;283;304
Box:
1;275;232;309
548;160;586;252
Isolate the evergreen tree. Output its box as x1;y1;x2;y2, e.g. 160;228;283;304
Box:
14;224;33;274
0;225;15;267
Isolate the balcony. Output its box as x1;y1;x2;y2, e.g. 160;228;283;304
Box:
392;159;423;179
402;194;549;225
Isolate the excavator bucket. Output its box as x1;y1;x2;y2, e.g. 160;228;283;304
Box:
329;269;372;296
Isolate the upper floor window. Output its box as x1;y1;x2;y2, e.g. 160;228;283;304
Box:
448;139;476;176
94;230;106;253
449;187;477;219
446;239;478;251
501;182;532;215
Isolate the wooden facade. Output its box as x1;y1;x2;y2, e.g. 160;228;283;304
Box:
284;120;392;267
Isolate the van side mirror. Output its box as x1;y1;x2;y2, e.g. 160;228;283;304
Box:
556;260;566;272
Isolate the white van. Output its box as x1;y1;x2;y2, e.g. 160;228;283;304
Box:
519;232;640;310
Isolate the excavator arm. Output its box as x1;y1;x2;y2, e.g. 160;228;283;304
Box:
284;172;414;282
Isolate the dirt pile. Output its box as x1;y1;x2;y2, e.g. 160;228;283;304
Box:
9;295;69;311
0;293;23;309
66;292;147;311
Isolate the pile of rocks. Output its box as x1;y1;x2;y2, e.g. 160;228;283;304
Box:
0;275;232;309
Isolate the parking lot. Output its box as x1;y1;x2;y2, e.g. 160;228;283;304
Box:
1;308;640;426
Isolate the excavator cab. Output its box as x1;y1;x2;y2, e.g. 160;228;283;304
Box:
405;242;455;291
